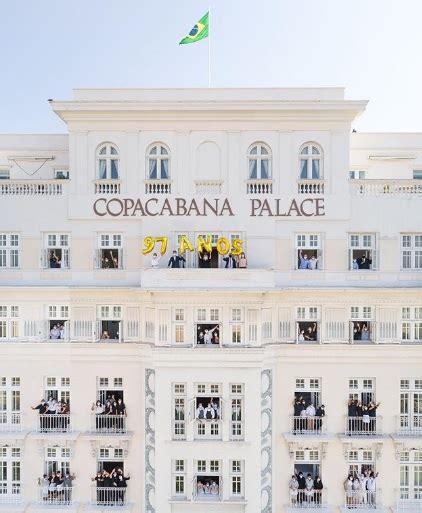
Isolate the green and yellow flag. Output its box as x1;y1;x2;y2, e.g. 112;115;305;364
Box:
179;12;209;45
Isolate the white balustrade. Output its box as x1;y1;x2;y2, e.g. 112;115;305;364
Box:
246;179;273;194
195;180;222;194
297;180;325;194
0;180;63;196
0;411;22;432
344;490;381;509
352;179;422;196
91;486;127;506
289;415;326;435
36;414;72;433
344;416;382;435
91;413;127;433
94;180;121;194
145;179;172;194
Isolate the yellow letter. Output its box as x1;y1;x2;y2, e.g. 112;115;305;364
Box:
179;235;194;254
155;237;168;255
142;236;156;255
197;235;212;253
216;237;230;255
231;239;244;256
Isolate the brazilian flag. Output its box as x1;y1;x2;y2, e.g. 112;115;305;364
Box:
179;12;209;45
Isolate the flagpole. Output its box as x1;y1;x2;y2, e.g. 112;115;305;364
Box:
208;4;211;87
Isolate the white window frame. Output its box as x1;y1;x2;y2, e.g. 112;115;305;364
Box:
96;143;119;180
399;450;422;500
146;143;170;180
247;142;272;180
43;233;70;270
349;170;366;180
0;234;19;269
347;449;375;476
172;384;186;440
0;306;19;340
45;446;71;476
295;234;322;270
97;377;124;404
348;378;375;403
230;460;244;498
230;384;244;441
401;234;422;271
0;446;21;498
349;233;378;271
44;377;71;405
172;459;186;497
96;233;123;270
401;308;422;342
299;142;323;180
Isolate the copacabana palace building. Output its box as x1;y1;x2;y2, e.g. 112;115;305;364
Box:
0;87;421;513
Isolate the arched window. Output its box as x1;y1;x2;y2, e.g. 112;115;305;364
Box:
97;143;119;180
147;144;170;180
248;143;271;180
299;143;323;180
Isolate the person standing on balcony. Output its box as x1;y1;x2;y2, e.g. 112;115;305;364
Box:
289;475;299;505
205;403;215;420
344;475;354;506
315;404;325;431
39;474;50;501
307;255;318;270
116;398;126;432
305;474;314;504
348;399;358;433
223;253;237;268
306;403;316;431
366;471;379;506
298;250;309;269
314;476;323;504
204;326;219;345
296;471;306;504
63;472;75;505
358;254;372;270
168;250;186;269
368;401;380;432
199;250;211;268
151;253;160;269
361;324;371;341
114;468;130;506
238;252;248;268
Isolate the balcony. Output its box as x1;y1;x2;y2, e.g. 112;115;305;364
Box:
94;180;121;195
288;416;327;436
35;414;73;434
90;414;127;434
351;179;422;196
287;490;327;510
0;412;23;433
297;180;325;195
0;180;64;196
37;486;74;506
145;179;171;194
343;416;383;437
396;415;422;437
342;490;382;511
246;179;273;194
90;486;128;507
195;180;222;194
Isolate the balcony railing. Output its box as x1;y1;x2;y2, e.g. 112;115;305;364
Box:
194;420;222;440
38;486;74;505
145;179;172;194
246;179;273;194
91;486;127;506
289;415;326;435
397;414;422;436
94;180;121;194
396;489;422;510
0;411;22;432
0;485;22;504
344;416;382;436
0;180;64;196
297;180;325;195
351;179;422;196
35;414;72;433
289;490;326;508
195;180;222;194
193;483;222;502
344;490;381;509
91;414;127;434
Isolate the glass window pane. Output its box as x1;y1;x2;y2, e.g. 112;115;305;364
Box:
312;159;320;179
161;159;169;179
300;146;309;155
312;146;320;155
300;159;308;179
260;160;269;179
111;160;119;179
99;160;107;179
110;147;118;155
260;146;268;155
160;146;168;155
250;146;257;155
99;147;106;155
249;160;257;179
149;160;157;179
149;146;157;155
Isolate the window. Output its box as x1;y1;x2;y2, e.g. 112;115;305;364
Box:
97;305;122;341
347;450;375;477
97;143;119;180
97;377;124;405
230;384;244;440
0;377;21;428
399;379;422;434
0;306;19;340
350;307;374;343
196;309;220;347
97;234;123;269
43;233;70;269
296;307;320;343
248;143;271;180
401;234;422;270
296;234;322;270
230;308;243;344
0;169;10;180
172;384;186;440
349;233;378;270
194;384;222;439
54;169;69;180
48;305;69;341
0;234;19;269
348;378;375;404
401;308;422;343
413;170;422;180
147;144;170;180
299;143;323;179
399;450;422;502
230;460;244;497
45;447;70;476
0;446;21;497
349;170;366;180
44;377;71;406
172;460;186;497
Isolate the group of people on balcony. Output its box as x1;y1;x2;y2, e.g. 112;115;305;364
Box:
196;399;220;421
293;397;326;433
92;468;130;505
352;323;371;342
196;479;220;497
31;397;70;431
347;399;381;433
351;254;373;270
49;323;66;339
39;471;75;504
151;250;248;269
297;323;318;342
48;250;63;269
298;251;319;270
289;471;324;506
92;395;127;432
344;470;379;507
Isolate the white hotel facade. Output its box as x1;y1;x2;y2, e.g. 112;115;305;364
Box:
0;87;421;513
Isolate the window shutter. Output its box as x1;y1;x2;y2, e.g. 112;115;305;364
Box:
324;308;347;342
246;309;258;344
126;307;140;340
278;307;293;342
378;307;399;342
72;307;94;340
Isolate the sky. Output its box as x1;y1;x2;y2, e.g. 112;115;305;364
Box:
0;0;421;133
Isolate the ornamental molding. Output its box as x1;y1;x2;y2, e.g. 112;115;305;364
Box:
261;369;272;513
145;368;156;513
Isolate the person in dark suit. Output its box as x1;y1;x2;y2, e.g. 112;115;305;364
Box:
168;250;186;269
358;255;372;269
297;471;306;504
223;253;237;268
